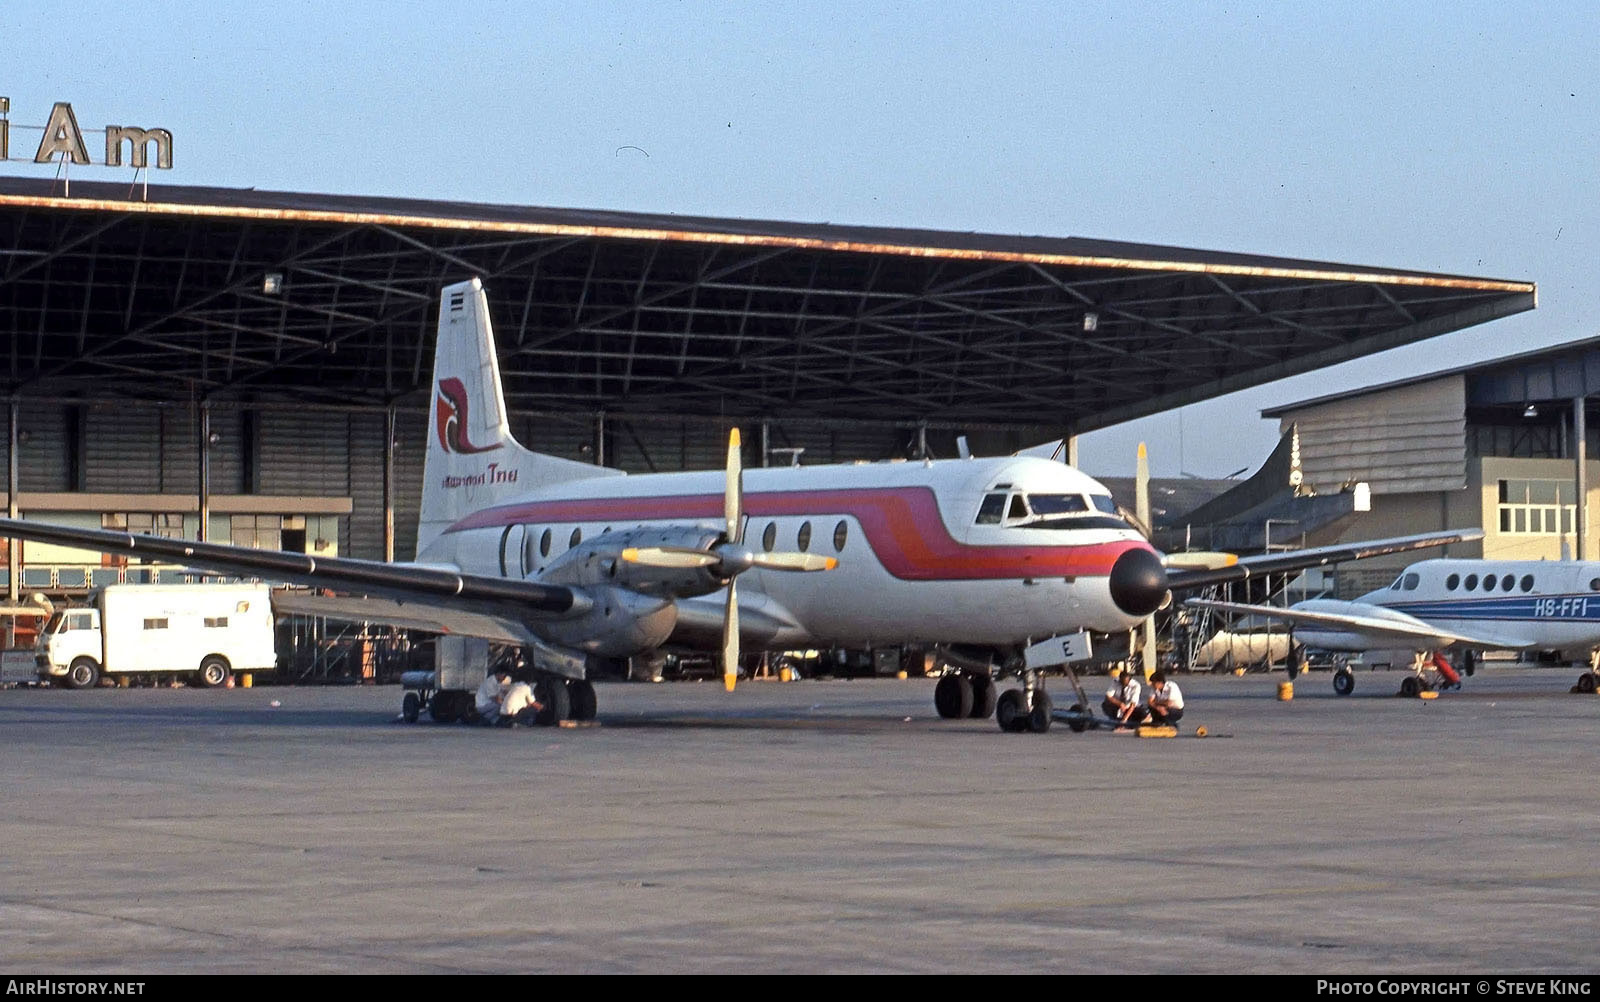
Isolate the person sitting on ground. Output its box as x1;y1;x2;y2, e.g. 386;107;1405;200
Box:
1101;666;1148;728
1146;670;1185;729
473;665;512;725
497;676;544;727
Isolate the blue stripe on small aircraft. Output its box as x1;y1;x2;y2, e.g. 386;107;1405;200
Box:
1389;594;1600;620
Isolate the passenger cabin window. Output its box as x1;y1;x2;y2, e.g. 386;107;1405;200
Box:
1446;574;1460;590
569;527;582;549
1501;574;1515;591
833;520;848;552
540;529;552;557
762;522;776;551
1482;575;1496;592
1402;573;1420;590
1465;574;1479;590
797;521;812;551
975;494;1006;525
1520;575;1534;592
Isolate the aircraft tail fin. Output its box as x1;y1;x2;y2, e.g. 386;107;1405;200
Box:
417;278;621;557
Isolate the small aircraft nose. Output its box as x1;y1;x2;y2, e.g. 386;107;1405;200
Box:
1109;547;1168;618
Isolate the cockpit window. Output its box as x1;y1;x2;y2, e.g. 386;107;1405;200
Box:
1026;494;1090;515
975;493;1006;525
1090;495;1119;514
1402;573;1420;590
1007;495;1030;521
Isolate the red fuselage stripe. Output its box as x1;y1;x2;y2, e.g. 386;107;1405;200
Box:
445;487;1147;580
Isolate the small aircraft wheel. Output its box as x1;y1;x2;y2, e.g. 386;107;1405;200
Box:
1332;670;1355;697
1399;675;1423;698
567;679;598;721
1576;672;1598;695
1066;702;1089;733
968;674;997;719
995;689;1029;733
401;691;421;723
535;676;571;726
1026;690;1053;733
66;657;100;690
934;674;974;719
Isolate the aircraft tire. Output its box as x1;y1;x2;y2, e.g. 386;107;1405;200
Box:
934;674;974;719
568;679;598;721
1577;672;1597;695
535;677;570;726
1066;703;1089;733
1333;670;1355;697
402;691;421;723
995;689;1029;733
968;674;997;719
1399;675;1423;698
1027;690;1053;733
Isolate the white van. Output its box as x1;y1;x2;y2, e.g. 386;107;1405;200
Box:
37;583;277;688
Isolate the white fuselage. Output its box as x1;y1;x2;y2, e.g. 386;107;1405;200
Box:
1303;558;1600;653
419;455;1155;649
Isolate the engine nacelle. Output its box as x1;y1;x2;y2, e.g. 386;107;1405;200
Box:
538;584;681;658
539;526;729;598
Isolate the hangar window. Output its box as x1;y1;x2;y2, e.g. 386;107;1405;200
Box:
1498;478;1574;536
1446;574;1460;590
834;520;848;551
797;521;812;551
1501;574;1515;591
1521;575;1534;592
1465;574;1479;589
540;528;552;557
569;527;582;549
975;494;1006;525
762;522;776;551
1402;573;1420;590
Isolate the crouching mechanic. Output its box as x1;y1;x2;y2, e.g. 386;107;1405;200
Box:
1146;670;1185;729
1101;666;1149;728
498;676;543;726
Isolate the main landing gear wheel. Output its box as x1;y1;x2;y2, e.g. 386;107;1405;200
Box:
567;679;598;721
535;677;570;726
995;689;1028;733
969;674;997;719
1575;671;1598;695
934;674;974;719
1399;675;1424;698
1026;690;1053;733
1333;670;1355;696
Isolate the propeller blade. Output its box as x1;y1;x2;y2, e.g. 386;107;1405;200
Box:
1162;551;1238;571
1135;441;1151;533
752;551;838;572
725;427;743;543
620;546;720;569
723;579;739;692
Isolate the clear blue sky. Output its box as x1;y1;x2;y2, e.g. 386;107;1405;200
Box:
5;1;1596;479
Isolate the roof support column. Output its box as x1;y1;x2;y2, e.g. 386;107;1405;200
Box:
198;404;211;542
1576;396;1588;561
593;411;607;468
1066;434;1079;467
383;406;396;563
7;400;18;616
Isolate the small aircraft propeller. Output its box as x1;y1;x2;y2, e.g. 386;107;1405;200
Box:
619;427;837;691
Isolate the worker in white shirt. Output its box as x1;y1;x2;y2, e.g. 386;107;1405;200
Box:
1101;666;1148;727
498;677;544;727
473;665;512;725
1146;670;1185;729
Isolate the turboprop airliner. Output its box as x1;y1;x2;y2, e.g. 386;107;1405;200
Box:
1188;557;1600;697
0;279;1477;732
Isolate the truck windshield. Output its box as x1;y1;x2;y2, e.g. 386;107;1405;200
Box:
43;611;65;634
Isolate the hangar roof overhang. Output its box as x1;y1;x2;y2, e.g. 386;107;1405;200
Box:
0;177;1535;435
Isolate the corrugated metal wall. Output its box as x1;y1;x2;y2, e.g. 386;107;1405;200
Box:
1278;375;1468;494
17;402;70;492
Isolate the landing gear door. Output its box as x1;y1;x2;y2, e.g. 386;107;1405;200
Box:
1023;631;1093;670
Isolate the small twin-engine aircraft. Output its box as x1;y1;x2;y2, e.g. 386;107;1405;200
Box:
0;279;1478;731
1188;557;1600;697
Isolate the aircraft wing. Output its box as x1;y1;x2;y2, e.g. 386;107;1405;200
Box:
1183;597;1534;649
0;516;588;620
1164;528;1483;592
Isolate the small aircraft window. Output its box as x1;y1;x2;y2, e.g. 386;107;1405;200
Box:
975;493;1006;525
833;520;848;552
569;527;582;549
1482;575;1496;592
540;529;552;558
1590;577;1600;592
1521;575;1534;592
1390;576;1404;590
1091;495;1119;514
1465;574;1479;589
1446;574;1460;590
1402;573;1420;590
1501;574;1515;591
1007;494;1030;521
762;522;776;552
797;521;812;551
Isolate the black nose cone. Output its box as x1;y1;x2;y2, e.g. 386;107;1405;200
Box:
1109;547;1167;618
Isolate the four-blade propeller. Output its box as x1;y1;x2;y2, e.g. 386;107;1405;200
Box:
619;428;837;691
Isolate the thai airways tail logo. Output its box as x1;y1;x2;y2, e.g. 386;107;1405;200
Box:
435;377;502;455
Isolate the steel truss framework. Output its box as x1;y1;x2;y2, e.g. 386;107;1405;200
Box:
0;178;1535;437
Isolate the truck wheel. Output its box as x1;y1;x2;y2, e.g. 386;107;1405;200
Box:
197;656;231;688
401;691;421;723
67;658;100;690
